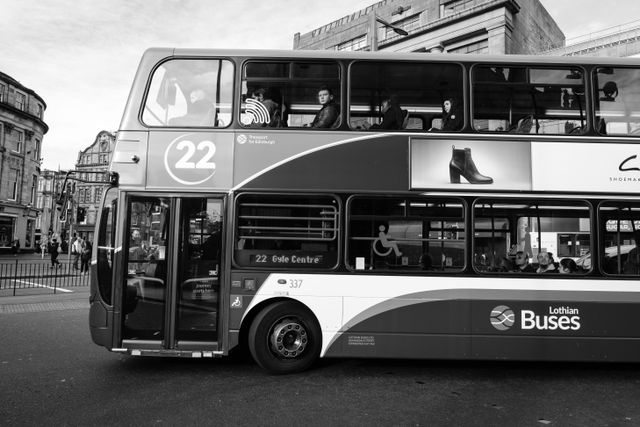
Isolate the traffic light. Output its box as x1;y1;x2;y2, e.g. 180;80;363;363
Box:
76;207;86;222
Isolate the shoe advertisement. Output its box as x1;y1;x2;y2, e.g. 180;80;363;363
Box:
410;138;532;190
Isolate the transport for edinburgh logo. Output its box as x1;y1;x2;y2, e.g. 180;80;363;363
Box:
490;305;515;331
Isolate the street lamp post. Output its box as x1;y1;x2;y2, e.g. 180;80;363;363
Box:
368;13;409;51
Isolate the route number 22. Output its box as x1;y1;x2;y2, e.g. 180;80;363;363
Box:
174;140;216;169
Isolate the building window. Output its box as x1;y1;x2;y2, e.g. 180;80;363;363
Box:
0;82;6;102
8;168;20;200
37;194;44;210
37;104;43;119
34;139;41;160
336;35;367;51
0;217;15;248
31;175;37;204
12;130;23;153
95;187;103;203
15;91;26;111
25;220;34;248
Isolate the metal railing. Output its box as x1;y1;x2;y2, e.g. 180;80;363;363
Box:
0;260;90;296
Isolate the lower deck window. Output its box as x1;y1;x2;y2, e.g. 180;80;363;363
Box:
347;196;465;272
474;200;591;274
599;202;640;275
234;194;339;269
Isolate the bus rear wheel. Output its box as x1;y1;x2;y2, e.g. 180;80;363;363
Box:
248;301;321;374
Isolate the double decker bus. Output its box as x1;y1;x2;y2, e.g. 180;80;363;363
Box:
89;48;640;373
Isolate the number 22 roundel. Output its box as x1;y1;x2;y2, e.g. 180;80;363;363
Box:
164;134;216;185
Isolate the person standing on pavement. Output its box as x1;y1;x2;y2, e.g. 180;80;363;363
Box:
80;240;92;275
40;237;48;259
49;238;61;268
72;236;83;271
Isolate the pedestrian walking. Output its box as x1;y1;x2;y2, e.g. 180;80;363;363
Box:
72;236;83;271
40;238;47;259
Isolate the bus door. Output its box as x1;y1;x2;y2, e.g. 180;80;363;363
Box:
121;195;225;354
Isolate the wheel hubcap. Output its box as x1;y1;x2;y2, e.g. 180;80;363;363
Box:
269;318;308;358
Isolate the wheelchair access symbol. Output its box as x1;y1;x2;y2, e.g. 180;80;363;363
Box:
231;296;242;309
372;225;402;257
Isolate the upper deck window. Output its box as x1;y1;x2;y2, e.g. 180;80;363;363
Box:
240;60;341;128
142;59;234;128
594;67;640;136
349;61;464;132
472;66;587;135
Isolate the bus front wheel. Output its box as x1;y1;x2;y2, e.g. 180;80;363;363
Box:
248;301;321;374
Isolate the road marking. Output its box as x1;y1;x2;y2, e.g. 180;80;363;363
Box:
15;280;73;293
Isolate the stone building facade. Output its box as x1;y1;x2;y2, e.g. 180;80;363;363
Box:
293;0;564;55
73;130;115;243
35;131;114;250
0;71;47;252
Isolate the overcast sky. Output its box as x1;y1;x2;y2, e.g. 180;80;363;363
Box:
3;0;640;170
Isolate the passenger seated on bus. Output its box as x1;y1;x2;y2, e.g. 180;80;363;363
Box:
559;258;578;274
305;86;339;128
514;251;534;273
623;230;640;275
441;98;462;131
498;257;515;272
251;88;285;127
510;115;535;134
363;95;407;130
169;89;214;126
419;253;433;271
565;121;584;135
536;251;558;274
596;117;607;135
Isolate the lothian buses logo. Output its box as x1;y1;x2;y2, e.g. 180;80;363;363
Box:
489;305;515;331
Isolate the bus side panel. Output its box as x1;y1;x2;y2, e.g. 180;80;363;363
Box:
469;336;640;362
89;298;112;348
110;131;148;188
325;299;471;359
470;299;640;361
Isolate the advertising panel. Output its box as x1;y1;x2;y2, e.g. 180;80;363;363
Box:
412;139;640;194
411;138;532;190
531;142;640;193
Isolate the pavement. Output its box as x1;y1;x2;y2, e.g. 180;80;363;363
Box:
0;251;90;313
0;250;89;309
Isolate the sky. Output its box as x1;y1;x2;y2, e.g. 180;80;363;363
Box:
2;0;640;170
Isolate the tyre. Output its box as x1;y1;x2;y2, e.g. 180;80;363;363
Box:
248;301;322;374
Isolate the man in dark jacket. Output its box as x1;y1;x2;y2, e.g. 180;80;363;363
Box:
367;96;405;130
307;86;339;128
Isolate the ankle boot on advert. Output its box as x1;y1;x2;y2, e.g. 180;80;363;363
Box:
449;146;493;184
